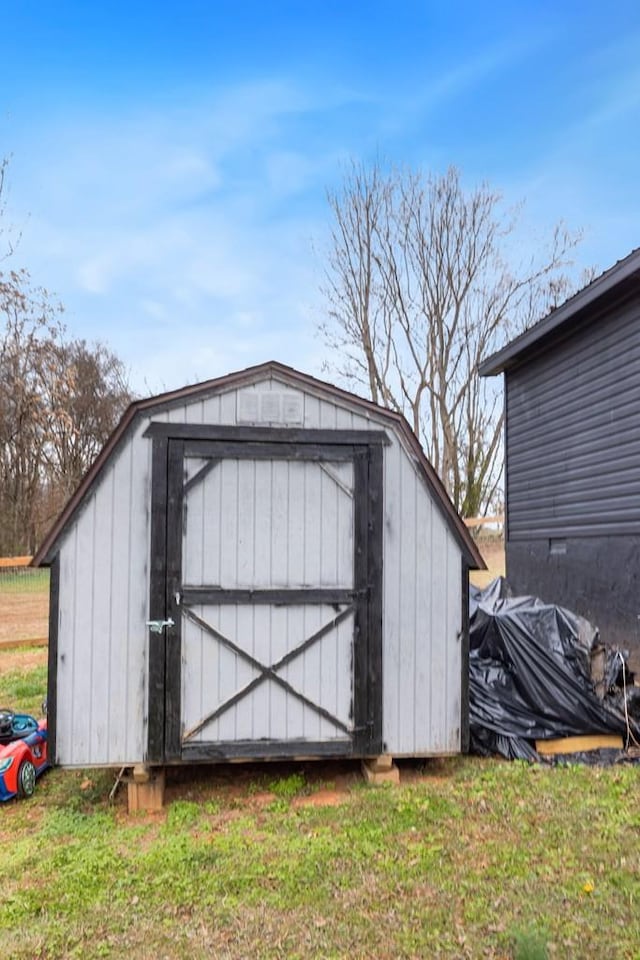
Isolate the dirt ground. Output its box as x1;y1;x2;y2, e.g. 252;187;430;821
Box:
0;592;49;644
0;645;48;673
469;537;505;589
159;754;444;814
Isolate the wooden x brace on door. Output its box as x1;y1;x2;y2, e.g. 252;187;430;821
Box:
181;603;356;742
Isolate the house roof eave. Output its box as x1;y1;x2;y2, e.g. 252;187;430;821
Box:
479;248;640;377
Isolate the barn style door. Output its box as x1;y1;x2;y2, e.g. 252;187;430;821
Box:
145;424;385;763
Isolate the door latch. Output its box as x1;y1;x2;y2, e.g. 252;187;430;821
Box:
146;618;175;634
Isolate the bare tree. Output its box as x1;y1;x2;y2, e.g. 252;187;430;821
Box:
319;163;583;516
0;271;62;553
0;278;134;553
41;338;132;500
0;157;19;263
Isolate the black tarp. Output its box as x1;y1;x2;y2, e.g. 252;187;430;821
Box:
469;580;639;761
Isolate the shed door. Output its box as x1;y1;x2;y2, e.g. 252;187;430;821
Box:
146;427;384;763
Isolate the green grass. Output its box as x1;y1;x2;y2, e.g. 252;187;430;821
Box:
513;926;550;960
269;771;306;799
0;659;47;714
0;757;638;958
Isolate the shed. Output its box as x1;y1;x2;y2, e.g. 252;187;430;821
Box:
480;248;640;647
34;361;483;775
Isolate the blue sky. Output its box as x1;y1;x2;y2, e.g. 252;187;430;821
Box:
1;1;639;393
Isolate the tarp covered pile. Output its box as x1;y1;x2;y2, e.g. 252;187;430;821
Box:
469;580;640;761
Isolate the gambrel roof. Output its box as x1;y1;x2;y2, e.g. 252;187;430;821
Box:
33;361;484;569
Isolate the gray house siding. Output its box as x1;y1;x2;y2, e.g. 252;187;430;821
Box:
507;293;640;540
503;288;640;646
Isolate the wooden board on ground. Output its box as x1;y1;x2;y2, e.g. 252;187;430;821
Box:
536;734;623;755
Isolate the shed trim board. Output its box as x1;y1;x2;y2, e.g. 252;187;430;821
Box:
164;438;184;760
143;423;391;445
460;561;470;754
46;554;60;764
147;426;384;763
147;435;169;762
182;739;353;761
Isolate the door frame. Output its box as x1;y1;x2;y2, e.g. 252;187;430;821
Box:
144;423;387;763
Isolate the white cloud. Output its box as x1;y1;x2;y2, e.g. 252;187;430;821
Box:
4;40;640;400
1;75;348;394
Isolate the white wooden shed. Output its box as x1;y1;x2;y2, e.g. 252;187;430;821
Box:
34;362;483;772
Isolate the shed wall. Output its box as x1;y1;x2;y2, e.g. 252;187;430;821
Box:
54;375;463;765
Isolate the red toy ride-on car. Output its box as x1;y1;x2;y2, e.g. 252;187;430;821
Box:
0;708;49;801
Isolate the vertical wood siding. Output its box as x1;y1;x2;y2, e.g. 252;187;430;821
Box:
54;375;463;765
183;457;354;589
